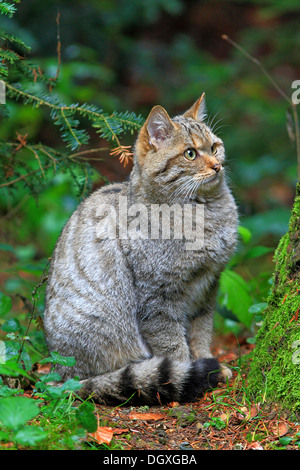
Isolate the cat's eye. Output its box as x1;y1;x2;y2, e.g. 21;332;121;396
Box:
183;148;197;161
211;143;218;154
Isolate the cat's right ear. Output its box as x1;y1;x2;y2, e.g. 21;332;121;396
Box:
145;105;177;149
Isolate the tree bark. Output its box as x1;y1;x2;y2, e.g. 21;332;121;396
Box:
248;183;300;412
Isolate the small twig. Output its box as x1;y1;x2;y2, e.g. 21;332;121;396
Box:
222;34;300;181
70;147;108;159
0;145;106;189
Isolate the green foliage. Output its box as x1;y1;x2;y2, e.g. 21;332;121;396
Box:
0;339;97;448
247;184;300;411
75;402;98;433
0;1;17;18
0;396;47;446
0;4;144;200
0;0;299;448
203;416;226;431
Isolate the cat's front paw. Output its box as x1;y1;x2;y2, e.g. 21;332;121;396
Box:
219;364;232;382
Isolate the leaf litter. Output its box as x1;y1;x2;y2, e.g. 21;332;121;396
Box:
86;334;300;450
3;333;300;450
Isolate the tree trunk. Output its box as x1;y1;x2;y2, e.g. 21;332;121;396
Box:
248;183;300;412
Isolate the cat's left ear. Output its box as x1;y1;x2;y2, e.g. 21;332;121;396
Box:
183;93;206;122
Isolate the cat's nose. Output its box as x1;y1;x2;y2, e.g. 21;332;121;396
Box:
212;163;221;173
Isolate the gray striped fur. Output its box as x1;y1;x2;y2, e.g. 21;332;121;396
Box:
43;97;238;404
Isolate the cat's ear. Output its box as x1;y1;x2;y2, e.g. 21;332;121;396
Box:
145;105;176;149
183;93;206;122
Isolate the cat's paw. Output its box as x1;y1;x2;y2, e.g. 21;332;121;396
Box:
219;364;232;382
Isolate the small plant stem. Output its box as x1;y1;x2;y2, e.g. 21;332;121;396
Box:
222;34;300;181
17;259;51;365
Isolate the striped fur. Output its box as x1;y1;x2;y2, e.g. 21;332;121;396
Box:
44;96;238;405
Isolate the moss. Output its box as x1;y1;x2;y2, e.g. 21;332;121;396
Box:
248;183;300;411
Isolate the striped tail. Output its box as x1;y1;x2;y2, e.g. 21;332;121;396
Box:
78;357;224;405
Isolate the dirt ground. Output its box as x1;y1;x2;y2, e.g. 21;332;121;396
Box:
87;334;300;451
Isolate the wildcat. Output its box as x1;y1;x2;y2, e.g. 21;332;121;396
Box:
43;94;238;405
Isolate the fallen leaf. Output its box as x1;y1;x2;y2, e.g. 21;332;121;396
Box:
248;441;264;450
0;442;14;448
112;428;129;435
88;426;114;445
127;412;165;421
219;352;237;362
219;412;230;422
88;426;129;445
36;363;51;374
168;401;180;408
270;421;289;437
249;404;259;419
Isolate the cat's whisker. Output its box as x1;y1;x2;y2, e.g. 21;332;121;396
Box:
176;177;202;202
210;116;226;134
211;124;229;136
206;109;221;129
179;179;199;201
170;177;194;203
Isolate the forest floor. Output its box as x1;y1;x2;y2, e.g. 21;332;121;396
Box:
80;334;300;451
2;332;300;451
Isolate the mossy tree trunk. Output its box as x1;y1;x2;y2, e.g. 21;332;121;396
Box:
248;183;300;412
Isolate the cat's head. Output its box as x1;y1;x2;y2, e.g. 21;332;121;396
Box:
134;94;226;202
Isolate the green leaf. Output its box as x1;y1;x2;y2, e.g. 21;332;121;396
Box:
1;318;21;333
14;426;47;446
0;359;32;379
244;246;274;260
61;378;82;393
0;341;5;364
0;384;23;397
248;302;268;314
4;341;32;371
40;351;76;367
75;402;97;432
37;372;62;383
0;293;12;316
0;430;11;442
278;436;293;446
0;397;40;430
0;243;15;253
238;226;252;244
219;270;253;328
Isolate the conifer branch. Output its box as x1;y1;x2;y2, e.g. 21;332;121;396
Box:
0;3;144;198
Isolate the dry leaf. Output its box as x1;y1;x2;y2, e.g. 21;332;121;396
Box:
270;421;289;437
112;428;129;435
37;363;51;374
248;441;264;450
249;404;259;419
89;426;114;445
219;413;230;422
127;412;165;421
88;426;129;445
168;401;180;408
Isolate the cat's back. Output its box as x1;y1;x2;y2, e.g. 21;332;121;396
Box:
45;182;128;307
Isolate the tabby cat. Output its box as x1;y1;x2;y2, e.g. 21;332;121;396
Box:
44;94;238;405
